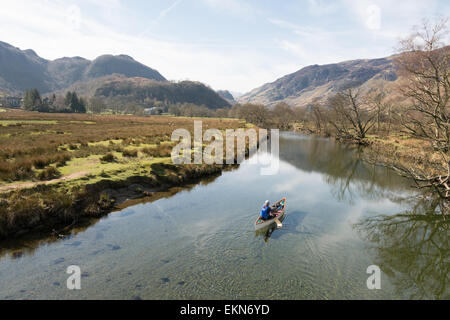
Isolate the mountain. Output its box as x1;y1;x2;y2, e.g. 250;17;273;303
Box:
216;90;236;104
84;55;165;81
238;55;399;108
0;41;166;94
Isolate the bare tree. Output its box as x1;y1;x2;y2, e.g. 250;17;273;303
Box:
393;17;450;199
309;101;330;135
239;103;271;128
88;97;107;114
272;102;294;130
395;18;450;153
328;88;377;143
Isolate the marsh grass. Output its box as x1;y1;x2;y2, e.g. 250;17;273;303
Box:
0;109;256;238
0;109;244;183
122;149;138;157
37;166;61;181
141;144;173;158
100;153;116;163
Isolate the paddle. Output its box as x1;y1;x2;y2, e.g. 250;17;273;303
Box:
274;218;282;229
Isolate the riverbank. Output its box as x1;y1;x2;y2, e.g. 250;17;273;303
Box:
0;162;229;239
0;109;254;239
292;122;447;179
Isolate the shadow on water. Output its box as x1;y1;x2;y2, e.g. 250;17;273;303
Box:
355;191;449;299
254;210;309;242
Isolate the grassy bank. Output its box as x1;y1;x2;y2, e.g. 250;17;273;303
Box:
0;109;253;239
293;122;447;178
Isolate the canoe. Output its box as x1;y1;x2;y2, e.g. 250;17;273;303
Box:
254;197;287;230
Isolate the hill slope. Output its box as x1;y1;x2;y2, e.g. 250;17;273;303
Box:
238;56;399;108
92;77;230;109
217;90;237;104
0;41;166;94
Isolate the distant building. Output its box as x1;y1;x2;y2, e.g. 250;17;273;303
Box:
144;107;162;115
0;96;22;108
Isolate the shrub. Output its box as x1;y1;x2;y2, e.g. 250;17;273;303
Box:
122;149;138;157
55;153;72;166
101;153;116;162
142;144;172;157
32;157;50;169
37;166;61;181
0;160;34;181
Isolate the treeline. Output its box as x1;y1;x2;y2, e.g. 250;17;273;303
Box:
19;89;232;116
22;89;86;113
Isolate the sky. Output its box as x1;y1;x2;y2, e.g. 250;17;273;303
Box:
0;0;449;93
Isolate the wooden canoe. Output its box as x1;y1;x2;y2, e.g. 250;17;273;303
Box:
254;197;287;230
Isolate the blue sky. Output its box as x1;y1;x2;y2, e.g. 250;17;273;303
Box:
1;0;449;93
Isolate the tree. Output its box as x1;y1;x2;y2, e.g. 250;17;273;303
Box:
124;102;144;115
272;102;295;130
328;88;377;143
308;99;329;135
88;97;107;114
395;18;449;153
22;89;42;110
64;91;86;113
392;17;450;198
238;103;270;128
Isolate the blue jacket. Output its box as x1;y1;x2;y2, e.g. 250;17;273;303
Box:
260;205;271;219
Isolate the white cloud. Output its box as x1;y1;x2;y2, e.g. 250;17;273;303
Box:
268;17;360;66
278;40;309;60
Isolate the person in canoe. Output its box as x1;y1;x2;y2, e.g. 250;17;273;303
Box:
260;200;275;221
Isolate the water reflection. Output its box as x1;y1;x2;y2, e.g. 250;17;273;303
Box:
279;133;448;299
355;192;449;299
254;213;286;242
278;133;412;202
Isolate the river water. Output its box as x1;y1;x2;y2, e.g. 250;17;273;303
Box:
0;132;447;299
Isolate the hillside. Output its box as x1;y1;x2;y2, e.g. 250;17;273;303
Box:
217;90;237;104
0;41;166;94
238;55;399;108
92;76;231;109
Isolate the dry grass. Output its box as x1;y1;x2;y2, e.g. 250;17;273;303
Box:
364;133;445;176
141;144;173;157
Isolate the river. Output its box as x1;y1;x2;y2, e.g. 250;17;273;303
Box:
0;132;447;299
